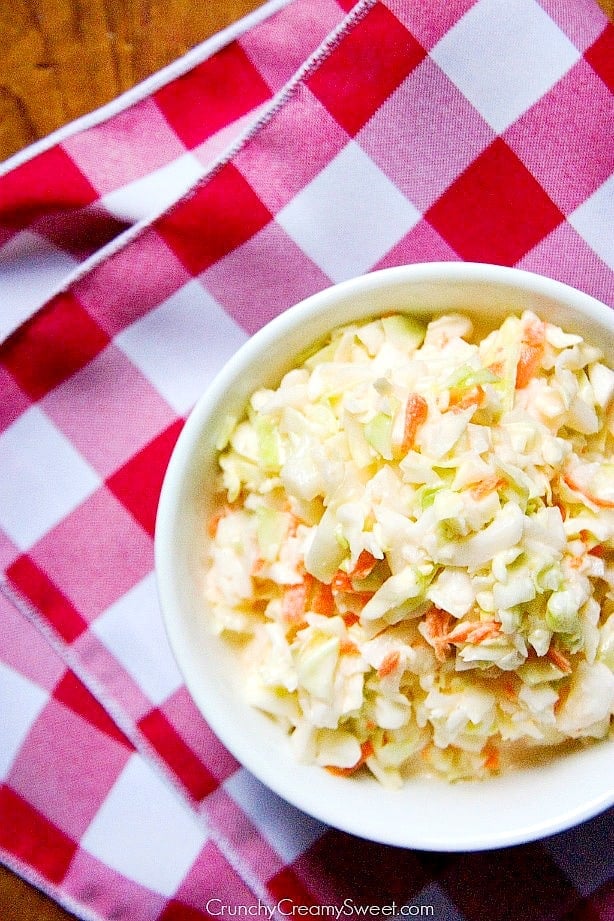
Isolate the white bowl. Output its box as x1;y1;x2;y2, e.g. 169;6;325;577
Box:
155;263;614;851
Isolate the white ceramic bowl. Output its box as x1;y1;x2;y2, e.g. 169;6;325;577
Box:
155;263;614;851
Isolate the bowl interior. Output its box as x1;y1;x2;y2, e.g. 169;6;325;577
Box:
156;264;614;850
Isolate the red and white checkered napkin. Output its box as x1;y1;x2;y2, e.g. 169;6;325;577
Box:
1;0;613;918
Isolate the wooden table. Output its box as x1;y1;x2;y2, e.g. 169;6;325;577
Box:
0;0;612;918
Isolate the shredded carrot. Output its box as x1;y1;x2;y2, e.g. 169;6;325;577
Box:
332;570;353;593
546;644;572;675
470;474;505;500
423;605;452;662
342;611;360;628
401;392;428;453
377;650;401;678
251;557;267;578
446;620;501;645
361;739;375;761
500;677;518;702
207;508;227;538
515;318;545;389
449;384;485;412
350;549;379;581
563;473;614;509
483;744;500;772
488;360;505;377
311;580;336;616
340;638;359;655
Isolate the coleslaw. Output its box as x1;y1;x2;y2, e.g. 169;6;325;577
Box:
204;310;614;784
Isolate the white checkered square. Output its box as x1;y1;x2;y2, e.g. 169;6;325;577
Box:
568;176;614;270
81;752;207;896
92;573;183;706
115;279;247;414
276;140;421;282
0;406;100;549
0;662;48;779
100;152;206;223
224;767;326;862
430;0;580;133
0;231;79;341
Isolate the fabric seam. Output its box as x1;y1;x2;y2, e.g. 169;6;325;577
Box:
0;0;376;347
0;576;279;916
0;0;294;176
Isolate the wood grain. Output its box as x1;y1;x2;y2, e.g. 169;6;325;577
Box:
0;0;266;162
0;0;612;918
1;0;613;162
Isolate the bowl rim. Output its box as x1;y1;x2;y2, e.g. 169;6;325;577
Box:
155;262;614;851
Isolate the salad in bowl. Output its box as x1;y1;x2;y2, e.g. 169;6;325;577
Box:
205;307;614;787
156;263;614;849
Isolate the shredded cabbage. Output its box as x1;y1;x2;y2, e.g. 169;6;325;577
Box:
205;310;614;785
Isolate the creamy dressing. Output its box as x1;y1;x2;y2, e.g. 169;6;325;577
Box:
204;311;614;786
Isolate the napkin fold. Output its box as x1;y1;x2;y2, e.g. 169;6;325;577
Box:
1;1;613;919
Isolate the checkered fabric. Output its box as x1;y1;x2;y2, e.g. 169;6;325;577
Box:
1;0;613;918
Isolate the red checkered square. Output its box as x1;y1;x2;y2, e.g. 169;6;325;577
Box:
7;555;88;644
201;222;331;335
41;344;177;479
159;686;239;783
0;145;98;228
425;138;565;265
75;230;191;337
156;163;273;275
306;2;426;136
53;671;133;749
1;291;110;401
267;866;321;906
28;487;153;621
106;420;183;537
138;708;218;803
0;785;77;884
585;22;614;91
440;844;579;921
155;42;272;149
7;696;132;838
